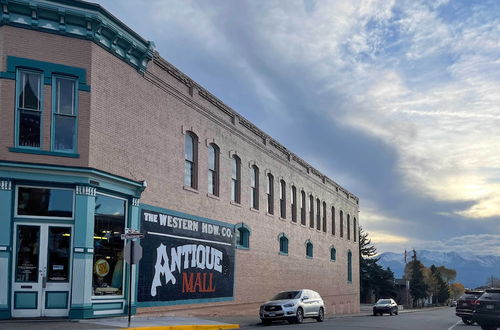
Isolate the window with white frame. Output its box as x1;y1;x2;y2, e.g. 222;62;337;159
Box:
17;70;42;148
267;173;274;214
300;190;306;225
250;165;259;209
53;76;77;152
291;185;297;222
208;143;219;196
231;155;241;203
280;179;286;218
184;132;198;188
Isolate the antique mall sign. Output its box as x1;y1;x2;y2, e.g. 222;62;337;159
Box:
137;208;235;303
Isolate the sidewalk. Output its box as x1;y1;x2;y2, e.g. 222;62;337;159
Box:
0;305;448;330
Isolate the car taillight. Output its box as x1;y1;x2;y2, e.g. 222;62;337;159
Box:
472;300;480;307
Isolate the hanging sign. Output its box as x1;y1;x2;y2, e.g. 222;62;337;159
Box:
137;208;235;303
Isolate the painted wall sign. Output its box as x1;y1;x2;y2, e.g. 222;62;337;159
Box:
137;208;235;303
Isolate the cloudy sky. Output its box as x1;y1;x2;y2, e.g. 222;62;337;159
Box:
95;0;500;256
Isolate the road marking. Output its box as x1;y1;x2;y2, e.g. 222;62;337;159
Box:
447;320;461;330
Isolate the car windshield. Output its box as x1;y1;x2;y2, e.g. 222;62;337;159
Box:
461;293;482;300
377;299;391;304
272;291;301;300
481;291;500;300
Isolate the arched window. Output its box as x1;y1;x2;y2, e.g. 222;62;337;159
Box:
340;210;344;238
309;195;314;228
347;250;353;282
267;173;274;214
322;202;327;233
184;131;198;188
291;185;297;222
207;143;219;196
250;165;259;210
235;223;251;249
331;206;336;236
278;233;288;255
300;190;306;225
330;246;337;261
231;155;241;203
305;240;313;258
353;217;357;242
316;198;321;230
280;179;286;218
347;214;351;240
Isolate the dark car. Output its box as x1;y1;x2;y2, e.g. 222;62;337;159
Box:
373;298;398;316
456;290;484;325
473;288;500;330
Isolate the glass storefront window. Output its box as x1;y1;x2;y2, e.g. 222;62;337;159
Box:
93;194;126;296
17;186;74;218
15;225;40;282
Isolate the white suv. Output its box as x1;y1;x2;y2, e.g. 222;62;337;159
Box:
259;289;325;325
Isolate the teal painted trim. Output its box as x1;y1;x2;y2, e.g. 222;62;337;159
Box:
13;291;37;309
0;308;11;319
9;147;80;158
74;193;95;248
7;56;90;91
136;296;234;308
0;72;15;80
0;160;145;192
0;1;154;73
234;223;250;249
51;75;79;153
92;302;123;310
68;305;93;319
0;187;13;246
235;246;249;250
13;218;73;224
45;291;69;309
140;204;235;230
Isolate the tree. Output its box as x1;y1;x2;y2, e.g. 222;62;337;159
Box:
450;282;465;300
405;250;428;307
436;266;456;284
430;266;450;304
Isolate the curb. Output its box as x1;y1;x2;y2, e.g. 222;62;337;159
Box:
124;324;240;330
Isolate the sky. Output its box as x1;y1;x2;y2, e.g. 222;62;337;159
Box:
94;0;500;256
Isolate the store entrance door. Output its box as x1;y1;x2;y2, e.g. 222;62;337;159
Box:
11;223;73;317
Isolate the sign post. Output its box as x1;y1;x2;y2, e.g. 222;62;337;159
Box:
122;228;144;328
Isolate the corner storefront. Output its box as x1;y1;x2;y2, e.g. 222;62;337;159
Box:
0;161;145;319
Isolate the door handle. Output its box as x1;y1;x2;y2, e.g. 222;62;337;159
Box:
42;275;47;288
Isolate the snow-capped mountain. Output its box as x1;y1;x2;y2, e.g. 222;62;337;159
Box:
377;250;500;289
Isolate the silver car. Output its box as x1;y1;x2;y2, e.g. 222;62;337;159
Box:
259;289;325;324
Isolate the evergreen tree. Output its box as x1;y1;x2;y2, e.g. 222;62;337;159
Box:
406;250;428;307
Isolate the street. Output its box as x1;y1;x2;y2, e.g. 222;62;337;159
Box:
242;307;470;330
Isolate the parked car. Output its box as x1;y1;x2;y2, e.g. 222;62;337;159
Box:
450;300;457;307
473;288;500;330
373;298;398;316
456;290;484;325
259;289;325;325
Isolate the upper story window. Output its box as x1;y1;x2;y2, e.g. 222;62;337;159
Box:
17;70;42;148
231;155;241;203
16;186;74;219
322;201;327;233
279;233;289;255
347;214;351;240
316;198;321;230
347;250;353;282
353;217;357;242
306;240;313;258
291;185;297;222
340;210;344;238
331;206;336;236
184;132;198;189
267;173;274;214
208;143;219;196
53;76;77;152
300;190;306;225
330;246;337;261
309;195;314;228
279;179;286;219
236;223;251;249
250;165;259;210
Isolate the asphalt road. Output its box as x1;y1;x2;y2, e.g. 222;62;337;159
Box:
243;307;471;330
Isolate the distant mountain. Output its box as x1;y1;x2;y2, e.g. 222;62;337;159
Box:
377;250;500;289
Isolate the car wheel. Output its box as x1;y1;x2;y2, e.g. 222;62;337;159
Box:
462;317;474;325
261;319;271;326
394;309;398;315
480;325;496;330
295;307;304;324
316;307;324;322
373;311;377;316
390;311;393;316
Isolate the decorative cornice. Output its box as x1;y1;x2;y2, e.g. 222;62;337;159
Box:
0;0;154;73
0;180;12;190
75;185;96;196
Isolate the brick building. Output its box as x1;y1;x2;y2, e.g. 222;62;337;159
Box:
0;0;360;319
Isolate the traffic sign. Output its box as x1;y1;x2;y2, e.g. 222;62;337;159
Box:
124;240;143;265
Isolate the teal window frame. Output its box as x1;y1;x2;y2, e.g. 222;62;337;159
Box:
15;68;44;149
278;233;288;255
51;75;78;153
235;223;251;249
330;246;336;261
305;239;313;259
347;250;353;282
